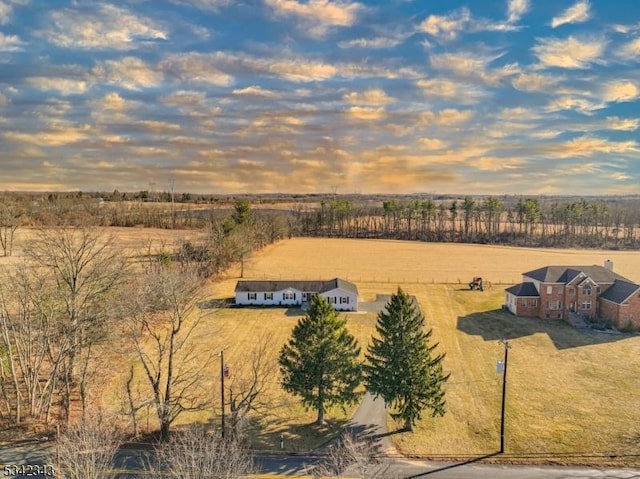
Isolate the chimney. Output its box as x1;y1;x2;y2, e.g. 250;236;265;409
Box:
604;259;613;271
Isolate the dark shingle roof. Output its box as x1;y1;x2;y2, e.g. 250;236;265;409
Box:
599;280;640;305
523;265;629;284
235;278;358;295
505;282;539;297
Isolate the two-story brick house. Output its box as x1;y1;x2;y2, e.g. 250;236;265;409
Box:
504;261;640;330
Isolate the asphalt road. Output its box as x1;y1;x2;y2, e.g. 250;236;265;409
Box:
2;394;640;478
2;441;640;478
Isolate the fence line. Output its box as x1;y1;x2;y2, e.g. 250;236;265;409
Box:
256;273;515;285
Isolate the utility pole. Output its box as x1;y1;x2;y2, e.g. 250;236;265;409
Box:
220;349;225;439
498;339;511;454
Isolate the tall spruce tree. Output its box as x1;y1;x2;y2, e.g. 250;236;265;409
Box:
279;295;362;425
365;288;449;431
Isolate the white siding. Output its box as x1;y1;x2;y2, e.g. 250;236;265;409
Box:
320;288;358;311
505;292;517;314
236;288;304;306
235;285;358;311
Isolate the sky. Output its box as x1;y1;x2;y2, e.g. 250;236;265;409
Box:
0;0;639;195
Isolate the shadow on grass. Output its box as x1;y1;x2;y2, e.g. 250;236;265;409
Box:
457;309;631;350
405;452;501;478
243;416;351;453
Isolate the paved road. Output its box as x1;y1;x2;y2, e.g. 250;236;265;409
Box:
2;441;640;478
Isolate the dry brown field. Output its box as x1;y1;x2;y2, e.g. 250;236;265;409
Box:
201;238;640;462
239;237;640;286
5;233;640;462
0;226;206;268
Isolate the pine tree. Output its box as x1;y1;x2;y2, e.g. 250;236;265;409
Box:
365;288;449;431
279;295;362;425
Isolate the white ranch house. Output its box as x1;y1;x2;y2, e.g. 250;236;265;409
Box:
234;278;359;311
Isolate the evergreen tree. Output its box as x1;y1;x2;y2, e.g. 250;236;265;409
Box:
279;295;362;425
365;288;449;431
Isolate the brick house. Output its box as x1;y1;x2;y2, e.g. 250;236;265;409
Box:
504;261;640;330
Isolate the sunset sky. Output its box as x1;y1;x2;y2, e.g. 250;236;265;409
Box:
0;0;639;195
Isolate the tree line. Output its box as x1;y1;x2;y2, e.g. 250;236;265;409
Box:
3;192;640;251
294;196;640;249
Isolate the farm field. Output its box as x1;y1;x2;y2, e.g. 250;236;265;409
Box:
199;238;640;461
238;237;640;286
5;233;640;462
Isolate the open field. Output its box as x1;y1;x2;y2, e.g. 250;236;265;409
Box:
238;237;640;286
5;234;640;462
0;226;206;268
199;238;640;462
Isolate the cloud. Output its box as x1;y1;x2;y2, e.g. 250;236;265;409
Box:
139;120;181;133
38;4;166;50
416;78;487;104
550;135;638;158
419;138;447;150
161;90;208;110
419;7;470;41
345;106;385;121
605;117;640;131
430;51;496;75
4;124;91;146
0;31;23;51
551;0;591;28
420;108;474;126
343;88;393;105
88;92;140;124
532;35;606;68
97;92;130;111
232;86;280;97
93;57;163;90
618;38;640;60
507;0;529;23
0;1;11;24
473;156;526;171
217;51;339;82
169;0;231;12
161;52;235;86
338;36;404;49
602;80;640;103
511;72;558;92
545;95;599;114
27;77;88;95
266;0;362;38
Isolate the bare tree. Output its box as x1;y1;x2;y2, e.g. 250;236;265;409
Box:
144;426;255;478
311;432;394;479
49;413;121;479
24;228;127;423
124;263;212;441
0;266;62;423
227;333;278;437
0;199;22;257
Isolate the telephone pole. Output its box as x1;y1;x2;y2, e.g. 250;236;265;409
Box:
498;339;511;454
220;349;225;438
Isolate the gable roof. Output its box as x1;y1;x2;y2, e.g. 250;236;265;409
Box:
235;278;358;295
505;282;539;297
523;265;629;284
599;280;640;305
